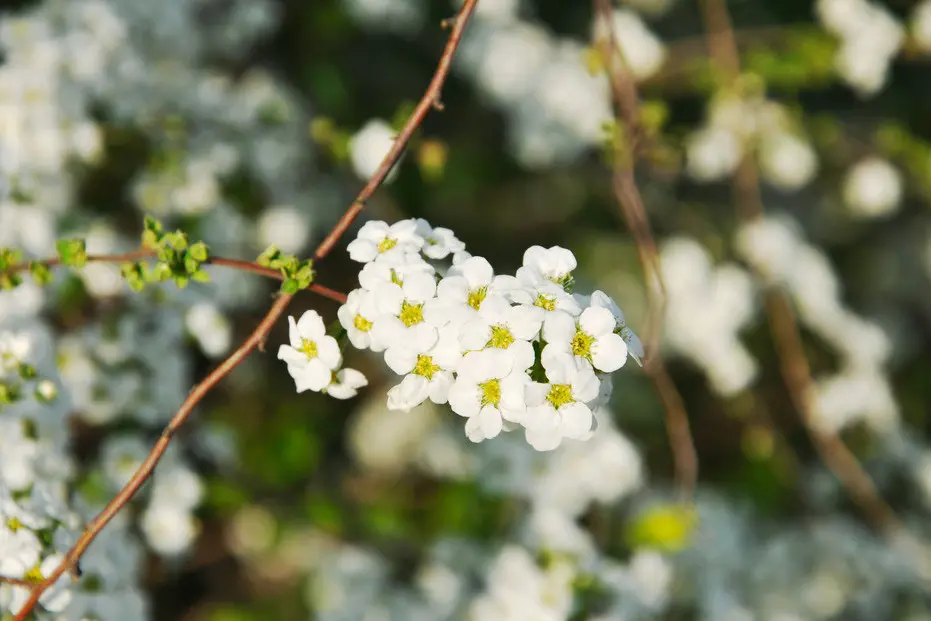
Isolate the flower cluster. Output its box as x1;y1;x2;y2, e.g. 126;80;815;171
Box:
318;218;643;451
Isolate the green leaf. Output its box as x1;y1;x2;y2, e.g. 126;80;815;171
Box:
191;269;211;283
55;239;88;268
257;244;281;267
28;262;52;286
187;242;209;262
281;278;300;294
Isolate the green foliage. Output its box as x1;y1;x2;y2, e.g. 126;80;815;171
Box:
28;261;52;286
55;238;88;268
625;504;698;553
132;215;212;290
0;247;23;290
257;244;315;293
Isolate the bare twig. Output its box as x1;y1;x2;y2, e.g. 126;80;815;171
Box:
593;0;698;500
313;0;480;261
697;0;901;534
5;1;480;615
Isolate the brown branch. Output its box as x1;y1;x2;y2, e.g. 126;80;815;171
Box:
9;292;294;620
5;251;348;304
5;3;480;616
313;0;480;260
697;0;901;535
593;0;698;500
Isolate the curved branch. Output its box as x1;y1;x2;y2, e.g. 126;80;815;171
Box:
592;0;698;500
313;0;480;260
4;251;348;304
5;2;480;616
697;0;901;535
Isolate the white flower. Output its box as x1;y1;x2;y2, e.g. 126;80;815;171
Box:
686;125;742;181
278;311;342;393
371;271;439;354
415;218;466;260
588;290;644;366
913;0;931;51
458;296;540;371
385;332;460;411
523;350;601;451
429;256;508;327
543;306;628;373
495;268;582;318
337;289;385;351
0;525;41;580
357;252;434;292
184;303;232;358
842;157;902;218
0;420;37;491
520;245;577;290
758;132;818;191
150;465;203;511
325;368;368;400
140;505;199;557
448;348;530;442
3;554;72;613
348;119;400;182
257;205;311;254
347;219;424;263
601;9;667;80
100;434;148;490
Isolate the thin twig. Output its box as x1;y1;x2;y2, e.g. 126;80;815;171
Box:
593;0;698;500
313;0;480;261
697;0;901;535
5;251;348;304
9;293;294;619
5;2;480;615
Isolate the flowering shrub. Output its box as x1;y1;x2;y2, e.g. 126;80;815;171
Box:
3;0;931;620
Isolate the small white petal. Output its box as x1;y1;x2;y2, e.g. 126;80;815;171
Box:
591;333;628;373
579;306;616;336
542;311;576;344
559;402;593;439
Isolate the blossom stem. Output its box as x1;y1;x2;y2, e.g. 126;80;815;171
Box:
697;0;901;535
8;0;480;615
312;0;480;261
593;0;699;501
4;251;349;304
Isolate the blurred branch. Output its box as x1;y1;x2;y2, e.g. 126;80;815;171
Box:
5;250;348;304
697;0;902;535
593;0;698;500
4;2;481;616
313;0;480;261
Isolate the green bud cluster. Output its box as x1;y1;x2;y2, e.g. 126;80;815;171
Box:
257;245;315;294
55;238;88;269
122;216;211;292
0;247;23;290
0;239;88;291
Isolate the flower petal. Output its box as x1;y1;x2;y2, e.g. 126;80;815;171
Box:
591;333;628;373
579;306;616;337
387;375;430;411
403;271;437;302
385;346;418;375
542;310;576;345
317;336;343;370
558;402;593;439
277;344;306;367
461;256;494;288
292;360;330;393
